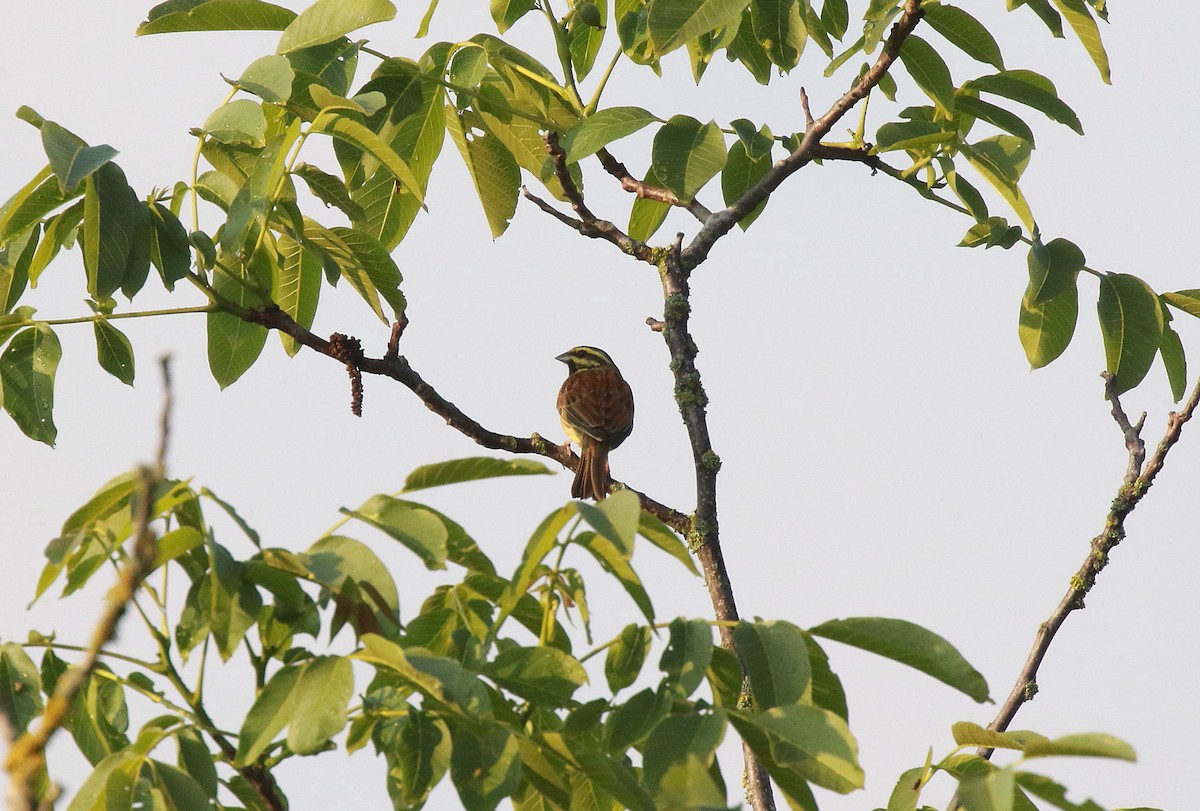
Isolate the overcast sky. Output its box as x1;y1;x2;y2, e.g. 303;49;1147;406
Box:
2;3;1198;809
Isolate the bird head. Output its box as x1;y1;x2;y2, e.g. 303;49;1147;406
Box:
555;346;617;374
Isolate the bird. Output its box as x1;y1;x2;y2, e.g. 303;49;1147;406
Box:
555;346;635;501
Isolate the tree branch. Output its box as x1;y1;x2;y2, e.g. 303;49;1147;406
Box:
228;302;689;531
658;235;775;811
980;372;1200;746
594;147;713;223
518;133;659;263
681;0;925;269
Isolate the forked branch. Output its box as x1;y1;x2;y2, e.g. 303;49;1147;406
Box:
981;373;1200;745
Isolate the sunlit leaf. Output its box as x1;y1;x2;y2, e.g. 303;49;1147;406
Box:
1097;273;1163;395
277;0;396;53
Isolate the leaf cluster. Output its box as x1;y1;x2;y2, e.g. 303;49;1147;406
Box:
2;458;1153;810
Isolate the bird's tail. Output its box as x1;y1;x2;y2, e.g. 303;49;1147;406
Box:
572;442;610;501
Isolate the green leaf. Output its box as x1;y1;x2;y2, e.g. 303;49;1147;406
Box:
1163;289;1200;319
292;162;364;220
40;121;119;193
1159;311;1187;403
659;618;712;698
93;320;135;386
957;765;1016;811
1;324;60;445
491;0;535;32
961;136;1034;232
138;0;297;35
642;711;726;789
647;0;746;56
652;115;727;202
0;230;36;314
726;9;773;84
751;0;807;70
500;505;575;621
402;456;553;491
1015;0;1064;37
1014;772;1111;811
64;749;141;811
0;643;44;732
605;624;652;692
1019;278;1078;369
272;233;320;357
230;54;295;103
637;510;699;575
445;107;520;238
577;489;640;555
735;621;811;709
310;111;426;208
578;532;655;625
277;0;396;53
206;541;263;659
82;162;135;301
805;635;847;720
206;266;269;388
561;107;661;163
235;663;301;764
628;164;671;242
1049;0;1109;83
728;703;863;793
0;166;77;246
1026;237;1084;304
721;134;772;229
874;120;954;153
303;535;401;621
898;36;955;117
923;4;1004;69
202;99;267;147
341;495;448;569
288;656;354;755
450;726;522;810
955;94;1035;145
810;616;991;702
952;721;1047;751
967;70;1082;134
332;226;406;320
820;0;848;39
568;0;608;80
1024;732;1136;761
482;646;587;707
1098;273;1163;395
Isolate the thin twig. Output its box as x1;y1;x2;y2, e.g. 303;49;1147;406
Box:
594;148;713;223
3;368;170;810
980;372;1200;746
682;0;925;268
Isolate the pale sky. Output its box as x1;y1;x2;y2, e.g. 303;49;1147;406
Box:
2;3;1197;810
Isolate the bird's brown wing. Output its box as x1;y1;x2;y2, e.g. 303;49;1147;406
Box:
557;367;634;446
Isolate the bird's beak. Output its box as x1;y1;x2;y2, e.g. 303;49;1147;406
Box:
554;352;571;364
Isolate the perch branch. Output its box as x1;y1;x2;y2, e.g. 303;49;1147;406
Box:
225;302;689;531
980;372;1200;747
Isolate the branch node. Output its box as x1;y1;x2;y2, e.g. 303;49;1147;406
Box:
645;317;664;332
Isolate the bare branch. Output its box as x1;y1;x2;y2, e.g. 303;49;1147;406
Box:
979;373;1200;749
228;303;689;531
656;235;774;811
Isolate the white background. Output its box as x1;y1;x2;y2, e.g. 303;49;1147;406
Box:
2;2;1197;809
